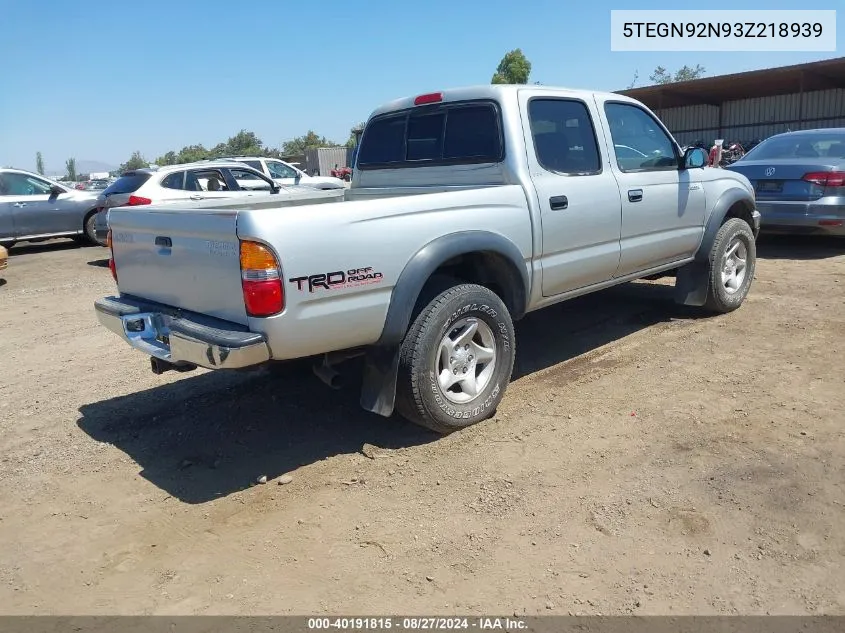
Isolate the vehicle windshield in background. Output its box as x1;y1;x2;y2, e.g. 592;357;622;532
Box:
743;132;845;160
102;172;152;195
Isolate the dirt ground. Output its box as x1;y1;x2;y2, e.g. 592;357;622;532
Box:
0;235;843;616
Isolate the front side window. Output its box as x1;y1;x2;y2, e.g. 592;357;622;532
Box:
228;168;273;190
604;102;679;171
0;173;54;196
187;169;229;191
266;161;298;179
528;98;601;174
357;101;503;168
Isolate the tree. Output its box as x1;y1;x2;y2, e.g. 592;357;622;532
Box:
491;49;532;84
36;152;45;175
65;157;77;181
281;131;340;156
346;122;365;148
117;151;148;174
649;64;706;85
627;69;639;90
157;151;178;166
224;129;264;156
150;129;343;167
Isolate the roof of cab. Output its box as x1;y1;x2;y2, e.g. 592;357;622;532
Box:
368;84;641;118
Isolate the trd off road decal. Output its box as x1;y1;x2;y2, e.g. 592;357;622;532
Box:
289;267;384;292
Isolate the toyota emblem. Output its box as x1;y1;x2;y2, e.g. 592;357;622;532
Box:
765;167;776;177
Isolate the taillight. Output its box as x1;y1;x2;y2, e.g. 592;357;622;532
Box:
107;229;117;282
126;195;152;206
802;171;845;188
240;241;284;317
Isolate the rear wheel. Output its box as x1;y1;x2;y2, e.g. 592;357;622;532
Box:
704;218;756;313
396;283;515;434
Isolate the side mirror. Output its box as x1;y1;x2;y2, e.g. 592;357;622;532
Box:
684;146;708;169
49;184;64;197
271;184;281;194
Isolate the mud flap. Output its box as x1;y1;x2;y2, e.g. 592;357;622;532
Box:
674;260;710;307
360;346;400;417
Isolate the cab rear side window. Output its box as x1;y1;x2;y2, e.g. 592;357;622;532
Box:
357;101;503;168
529;98;602;175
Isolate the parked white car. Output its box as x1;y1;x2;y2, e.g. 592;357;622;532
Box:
222;156;346;190
92;161;305;244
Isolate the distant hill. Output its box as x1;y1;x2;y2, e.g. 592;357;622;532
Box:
77;159;118;174
44;159;118;179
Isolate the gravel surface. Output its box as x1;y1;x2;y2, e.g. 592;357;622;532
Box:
0;236;843;615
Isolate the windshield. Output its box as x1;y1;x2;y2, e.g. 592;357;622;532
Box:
744;132;845;160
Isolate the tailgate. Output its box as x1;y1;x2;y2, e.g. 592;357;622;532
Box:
109;206;248;325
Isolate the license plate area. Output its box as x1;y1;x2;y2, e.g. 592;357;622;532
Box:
121;312;173;360
756;180;784;193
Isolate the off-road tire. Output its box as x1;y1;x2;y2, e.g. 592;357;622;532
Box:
395;283;515;434
704;217;756;313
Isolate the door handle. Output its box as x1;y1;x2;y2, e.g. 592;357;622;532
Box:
628;189;643;203
13;202;27;208
189;195;204;200
549;195;568;210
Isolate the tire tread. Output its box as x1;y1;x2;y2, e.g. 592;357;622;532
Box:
703;217;756;313
396;283;514;434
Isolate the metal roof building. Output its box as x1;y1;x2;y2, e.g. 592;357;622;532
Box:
617;57;845;145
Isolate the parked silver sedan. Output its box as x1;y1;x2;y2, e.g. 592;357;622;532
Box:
0;168;102;247
726;128;845;237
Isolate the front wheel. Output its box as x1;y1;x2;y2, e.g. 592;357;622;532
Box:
81;211;100;246
704;217;757;313
396;283;516;434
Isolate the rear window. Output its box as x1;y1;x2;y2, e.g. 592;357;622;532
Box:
103;172;152;195
745;133;845;160
357;101;503;168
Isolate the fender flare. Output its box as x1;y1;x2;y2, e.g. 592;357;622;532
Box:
360;230;530;417
675;187;758;306
695;188;758;263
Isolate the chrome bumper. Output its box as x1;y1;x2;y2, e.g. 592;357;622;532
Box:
94;296;270;370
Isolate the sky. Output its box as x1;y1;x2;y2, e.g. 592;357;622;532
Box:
0;0;841;173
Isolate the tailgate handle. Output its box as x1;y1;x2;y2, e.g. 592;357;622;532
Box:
155;236;172;248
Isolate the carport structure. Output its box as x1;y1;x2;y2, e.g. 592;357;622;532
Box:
618;57;845;146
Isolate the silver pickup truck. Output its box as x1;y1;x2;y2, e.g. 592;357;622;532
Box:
95;85;760;434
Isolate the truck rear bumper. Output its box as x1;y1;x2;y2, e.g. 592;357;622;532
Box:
94;296;270;370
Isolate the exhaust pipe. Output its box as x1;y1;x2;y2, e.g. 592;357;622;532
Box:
312;359;343;390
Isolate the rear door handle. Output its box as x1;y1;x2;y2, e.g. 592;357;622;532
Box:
549;195;568;210
628;189;643;203
189;195;204;200
13;202;26;208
